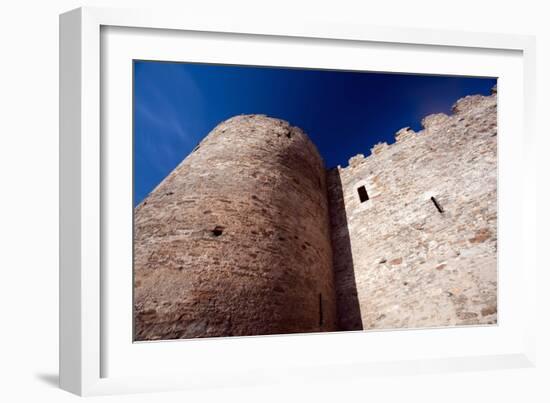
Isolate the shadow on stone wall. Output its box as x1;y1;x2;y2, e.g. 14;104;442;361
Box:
327;169;364;331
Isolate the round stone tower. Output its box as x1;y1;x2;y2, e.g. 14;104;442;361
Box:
134;115;337;340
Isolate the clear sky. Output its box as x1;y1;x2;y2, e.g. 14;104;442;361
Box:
134;61;496;206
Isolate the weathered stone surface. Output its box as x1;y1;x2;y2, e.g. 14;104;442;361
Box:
135;89;498;340
452;94;486;114
371;142;388;155
348;154;365;167
327;90;497;331
395;127;416;142
134;115;337;340
421;113;450;130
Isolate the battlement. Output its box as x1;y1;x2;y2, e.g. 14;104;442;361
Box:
135;87;498;339
335;88;497;171
326;87;497;331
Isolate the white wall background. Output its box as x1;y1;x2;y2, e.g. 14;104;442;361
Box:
0;1;547;402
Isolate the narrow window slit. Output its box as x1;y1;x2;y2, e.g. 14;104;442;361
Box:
357;186;369;203
431;196;444;213
319;293;324;327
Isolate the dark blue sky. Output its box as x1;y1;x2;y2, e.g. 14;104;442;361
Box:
134;61;496;205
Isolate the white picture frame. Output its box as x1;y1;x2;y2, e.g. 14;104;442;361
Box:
59;6;537;396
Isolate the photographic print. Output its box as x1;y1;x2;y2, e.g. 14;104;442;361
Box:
133;61;497;341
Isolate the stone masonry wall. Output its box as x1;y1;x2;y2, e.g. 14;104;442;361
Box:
327;89;498;331
134;115;337;340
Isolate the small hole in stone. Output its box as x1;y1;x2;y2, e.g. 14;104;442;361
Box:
211;226;224;236
286;131;292;139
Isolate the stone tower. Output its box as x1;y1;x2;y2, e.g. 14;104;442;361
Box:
135;89;498;341
134;115;337;340
327;89;498;331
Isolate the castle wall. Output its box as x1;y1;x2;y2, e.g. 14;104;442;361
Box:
328;91;498;331
134;115;337;340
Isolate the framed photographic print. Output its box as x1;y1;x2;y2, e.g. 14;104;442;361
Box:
60;6;537;396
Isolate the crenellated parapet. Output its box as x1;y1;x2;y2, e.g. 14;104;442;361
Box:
335;90;497;171
326;87;497;331
134;87;498;339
